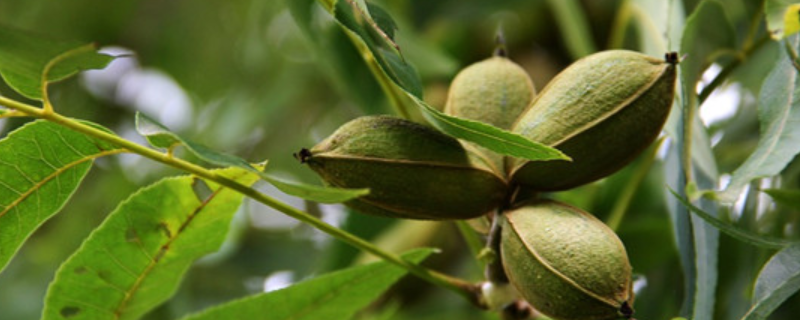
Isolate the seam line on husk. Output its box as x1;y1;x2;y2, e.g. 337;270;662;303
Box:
507;216;622;308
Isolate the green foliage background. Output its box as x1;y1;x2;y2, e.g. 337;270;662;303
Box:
0;0;799;319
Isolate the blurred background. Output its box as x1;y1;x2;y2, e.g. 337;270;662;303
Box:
1;0;798;319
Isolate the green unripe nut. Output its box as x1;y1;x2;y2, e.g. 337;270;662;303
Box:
444;56;536;130
445;55;536;173
501;200;634;320
500;200;633;320
298;115;507;220
508;50;677;191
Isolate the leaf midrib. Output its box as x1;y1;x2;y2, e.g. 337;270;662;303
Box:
0;149;124;220
112;181;221;319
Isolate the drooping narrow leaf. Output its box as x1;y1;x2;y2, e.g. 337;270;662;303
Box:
718;34;800;204
765;0;800;40
135;112;368;203
664;143;698;318
410;95;570;162
0;120;122;273
333;0;422;98
680;0;736;93
628;0;685;56
260;175;369;203
660;0;718;181
742;244;800;320
0;24;113;100
668;189;793;249
763;189;800;211
664;109;720;180
180;248;434;320
691;173;720;320
365;2;398;41
41;166;261;320
544;0;597;59
325;0;569;162
673;3;732;319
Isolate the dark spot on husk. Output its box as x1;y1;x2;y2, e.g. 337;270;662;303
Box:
294;148;313;163
619;300;634;318
665;51;679;64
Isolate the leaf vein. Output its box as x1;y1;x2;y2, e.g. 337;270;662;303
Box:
112;182;225;319
0;149;122;220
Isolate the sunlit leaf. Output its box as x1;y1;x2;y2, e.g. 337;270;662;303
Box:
180;248;433;320
669;188;793;249
133;113;181;149
0;24;113;100
742;244;800;320
135;112;368;203
766;0;800;40
41;166;261;320
0;120;122;273
785;4;800;37
718;35;800;204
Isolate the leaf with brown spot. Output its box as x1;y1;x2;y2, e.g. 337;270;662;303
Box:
41;166;261;320
0;120;122;274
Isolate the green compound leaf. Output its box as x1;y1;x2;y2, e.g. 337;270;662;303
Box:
766;0;800;40
668;188;795;249
42;166;261;320
180;248;434;320
742;243;800;320
328;0;568;162
135;112;368;203
0;120;122;273
717;34;800;204
0;24;113;100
